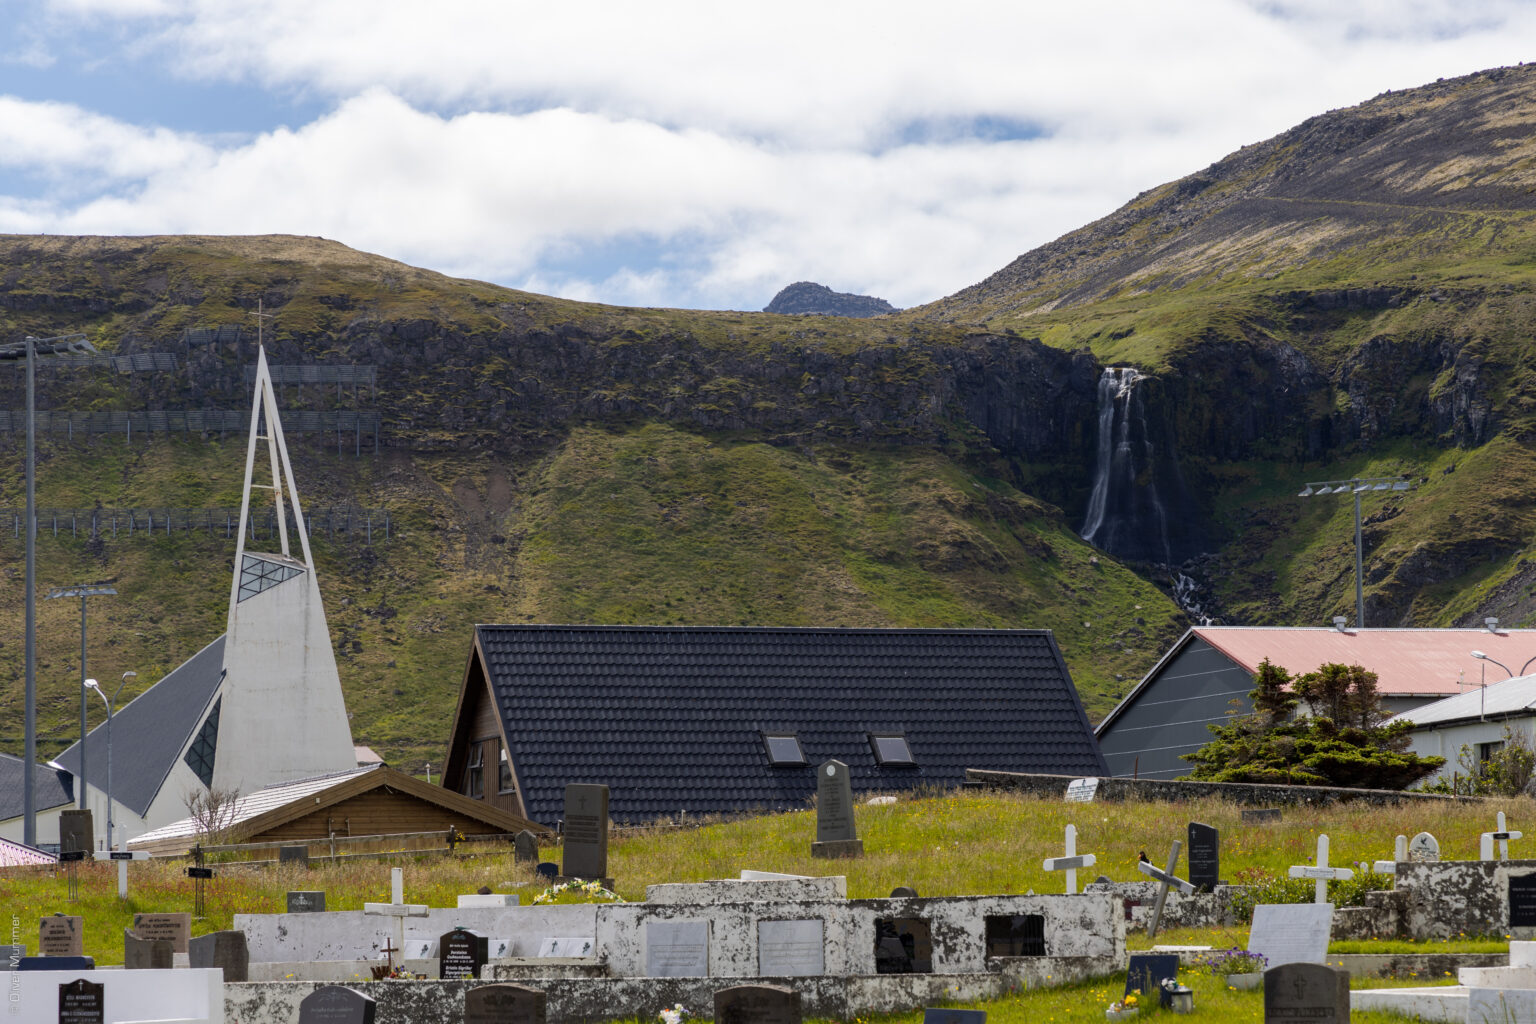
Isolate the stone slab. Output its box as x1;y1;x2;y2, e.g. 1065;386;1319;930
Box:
561;783;610;880
465;981;547;1024
758;919;825;976
1248;902;1333;967
647;877;846;904
39;914;84;956
1264;962;1348;1023
458;894;521;908
646;919;710;977
132;913;192;953
0;968;221;1024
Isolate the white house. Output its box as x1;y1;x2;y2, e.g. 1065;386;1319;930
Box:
1391;673;1536;786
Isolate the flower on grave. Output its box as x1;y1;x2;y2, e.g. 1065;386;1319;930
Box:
1107;990;1141;1012
658;1002;687;1024
532;879;626;905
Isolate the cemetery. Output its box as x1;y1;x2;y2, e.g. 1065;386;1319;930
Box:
8;781;1536;1023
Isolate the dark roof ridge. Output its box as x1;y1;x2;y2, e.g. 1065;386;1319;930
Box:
476;623;1052;635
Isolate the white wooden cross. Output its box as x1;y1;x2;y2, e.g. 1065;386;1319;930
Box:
1137;839;1196;938
1288;833;1353;904
1041;824;1097;894
363;867;429;968
1372;834;1408;875
1481;811;1524;862
93;846;149;899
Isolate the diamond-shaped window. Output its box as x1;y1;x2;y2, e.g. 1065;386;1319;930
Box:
184;697;221;787
237;554;305;602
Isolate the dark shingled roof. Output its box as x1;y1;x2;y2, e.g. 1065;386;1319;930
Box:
0;752;73;821
474;624;1106;824
54;635;226;817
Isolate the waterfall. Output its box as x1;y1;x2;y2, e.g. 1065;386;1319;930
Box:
1079;367;1172;565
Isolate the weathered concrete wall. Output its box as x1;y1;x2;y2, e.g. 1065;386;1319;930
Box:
645;876;845;904
967;770;1470;809
234;905;599;963
1083;880;1237;930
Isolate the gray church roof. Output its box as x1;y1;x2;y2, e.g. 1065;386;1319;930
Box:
472;624;1107;824
0;752;74;821
53;635;226;816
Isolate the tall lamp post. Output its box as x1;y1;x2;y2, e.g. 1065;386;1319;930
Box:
0;332;94;846
47;584;117;809
85;672;135;854
1297;476;1413;629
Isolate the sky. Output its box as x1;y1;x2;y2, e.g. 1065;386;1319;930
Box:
1;2;1533;313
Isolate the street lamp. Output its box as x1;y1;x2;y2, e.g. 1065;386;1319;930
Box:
1297;476;1413;629
85;672;135;854
47;583;117;809
0;332;95;846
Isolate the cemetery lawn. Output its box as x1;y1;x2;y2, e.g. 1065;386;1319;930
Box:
0;787;1521;1019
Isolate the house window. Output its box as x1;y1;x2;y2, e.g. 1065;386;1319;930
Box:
498;744;515;793
465;744;484;799
1480;741;1506;764
763;733;806;766
870;733;916;766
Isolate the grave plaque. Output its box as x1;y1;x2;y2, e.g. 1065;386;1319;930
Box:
514;830;539;863
39;915;83;957
536;937;595;957
812;759;863;857
58;977;104;1024
1509;873;1536;927
123;929;173;970
1241;807;1282;823
985;914;1045;957
1263;962;1349;1022
1248;903;1333;968
873;917;932;974
58;809;93;856
1408;831;1441;863
922;1011;986;1024
1064;777;1099;803
440;926;490;980
279;845;310;867
561;784;609;879
1188;821;1220;892
131;912;191;953
465;982;547;1024
1125;953;1180;1005
715;983;801;1024
189;929;249;982
758;919;825;976
298;985;377;1024
288;890;327;913
646;919;709;977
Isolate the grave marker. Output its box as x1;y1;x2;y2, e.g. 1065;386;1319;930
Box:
715;983;801;1024
58;809;93;856
1248;903;1333;967
1287;834;1353;905
922;1012;985;1024
562;783;610;879
1125;953;1180;1006
536;937;595;957
645;919;709;977
1373;835;1408;875
1508;874;1536;927
1408;831;1440;862
1137;839;1196;938
39;915;82;957
298;985;377;1024
280;845;310;867
362;867;429;970
811;760;864;858
758;919;824;976
1187;821;1219;892
288;890;327;913
1041;823;1096;894
440;926;490;980
130;912;191;953
464;982;547;1024
1481;811;1523;861
873;917;932;974
92;848;149;901
123;928;173;969
984;914;1045;957
189;929;249;982
514;830;539;863
1064;777;1099;803
1263;961;1349;1022
889;886;919;898
57;978;104;1024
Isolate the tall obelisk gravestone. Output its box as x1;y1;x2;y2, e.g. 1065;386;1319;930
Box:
811;760;863;858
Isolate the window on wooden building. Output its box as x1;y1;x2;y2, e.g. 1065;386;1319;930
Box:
498;744;515;793
465;744;485;799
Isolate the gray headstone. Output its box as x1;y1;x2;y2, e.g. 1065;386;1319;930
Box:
514;830;539;864
188;929;249;982
123;929;173;970
465;982;547;1024
873;917;932;974
985;914;1045;957
39;914;83;956
279;845;310;867
58;809;94;856
815;760;856;843
645;919;709;977
131;912;191;953
287;890;327;913
1249;903;1334;968
561;784;609;879
757;919;824;976
715;983;801;1024
922;1012;985;1024
1408;831;1440;863
439;926;489;980
57;977;104;1024
299;985;377;1024
1263;962;1349;1022
1242;808;1282;823
1188;821;1220;892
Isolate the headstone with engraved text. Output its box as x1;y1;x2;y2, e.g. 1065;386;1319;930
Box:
715;983;802;1024
298;985;377;1024
1408;831;1440;863
57;978;104;1024
1510;873;1536;927
646;919;709;977
288;890;327;913
39;915;83;957
464;982;547;1024
131;912;191;953
561;784;609;879
1188;821;1220;892
1263;961;1349;1022
811;759;863;858
440;926;490;980
757;919;824;976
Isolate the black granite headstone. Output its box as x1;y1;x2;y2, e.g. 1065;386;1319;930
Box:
922;1011;986;1024
1510;873;1536;927
715;983;801;1024
439;926;490;980
1188;821;1220;892
17;956;93;971
536;862;559;879
58;809;93;856
514;830;539;864
889;886;919;898
464;982;547;1024
189;929;249;982
1264;962;1349;1022
984;914;1045;957
1125;953;1180;1006
287;890;326;913
58;978;104;1024
561;783;609;879
123;929;172;970
298;985;377;1024
279;845;310;867
873;917;932;974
